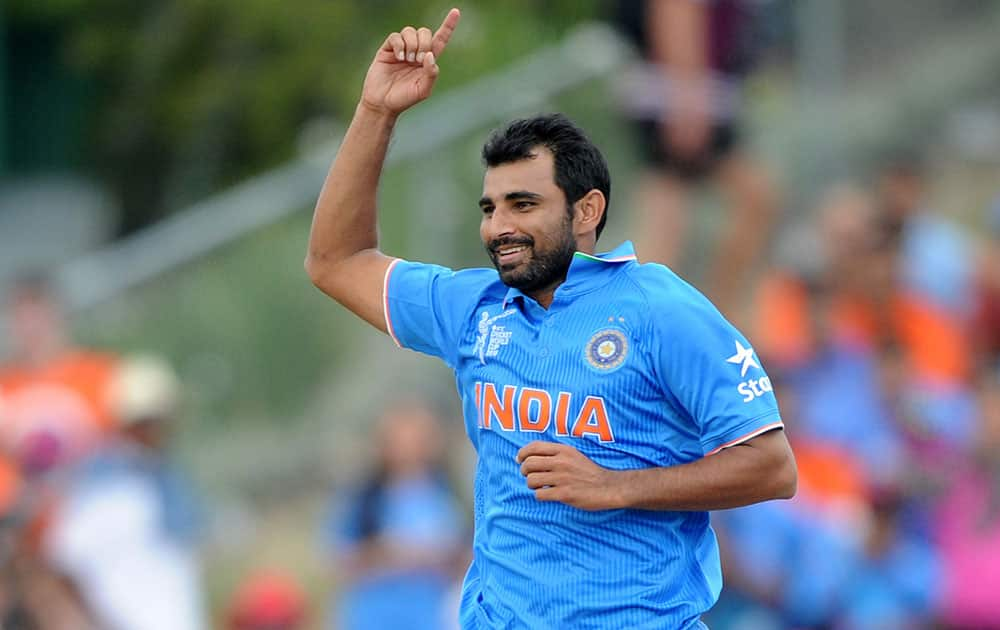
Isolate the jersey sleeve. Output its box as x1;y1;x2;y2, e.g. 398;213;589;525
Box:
383;259;487;368
653;288;783;456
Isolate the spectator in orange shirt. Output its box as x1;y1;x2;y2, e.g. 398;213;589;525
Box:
754;186;977;478
0;274;118;475
754;186;971;386
876;153;973;319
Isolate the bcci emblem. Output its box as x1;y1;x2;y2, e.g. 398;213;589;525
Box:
585;328;628;372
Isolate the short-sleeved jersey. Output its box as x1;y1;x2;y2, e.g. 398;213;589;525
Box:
384;241;782;629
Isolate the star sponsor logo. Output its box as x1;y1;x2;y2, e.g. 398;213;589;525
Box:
738;376;773;403
726;340;760;377
725;340;771;403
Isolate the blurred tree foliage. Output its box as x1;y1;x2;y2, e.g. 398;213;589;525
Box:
6;0;597;234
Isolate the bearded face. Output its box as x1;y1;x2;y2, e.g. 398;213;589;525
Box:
485;207;576;294
480;149;581;300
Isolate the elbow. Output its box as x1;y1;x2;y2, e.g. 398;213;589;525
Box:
775;468;797;501
772;448;798;500
304;251;337;291
745;429;797;502
304;253;323;287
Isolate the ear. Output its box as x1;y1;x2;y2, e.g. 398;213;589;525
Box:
573;189;606;236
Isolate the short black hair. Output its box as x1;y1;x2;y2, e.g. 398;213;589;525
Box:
482;113;611;239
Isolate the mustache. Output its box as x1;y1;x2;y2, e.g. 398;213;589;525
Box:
487;236;534;254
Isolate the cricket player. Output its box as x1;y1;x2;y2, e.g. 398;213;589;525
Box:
305;8;796;628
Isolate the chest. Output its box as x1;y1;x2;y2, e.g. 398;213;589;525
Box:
465;301;650;390
454;301;696;463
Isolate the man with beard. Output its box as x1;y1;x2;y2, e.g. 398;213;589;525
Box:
305;8;796;629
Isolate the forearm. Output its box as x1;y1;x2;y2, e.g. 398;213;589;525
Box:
304;10;457;328
305;104;396;276
611;431;796;511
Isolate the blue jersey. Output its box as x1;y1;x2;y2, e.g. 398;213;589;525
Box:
384;241;783;629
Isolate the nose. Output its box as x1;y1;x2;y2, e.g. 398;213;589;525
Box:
484;206;517;241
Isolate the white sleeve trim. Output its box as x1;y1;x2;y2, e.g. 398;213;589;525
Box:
382;258;403;348
705;421;784;456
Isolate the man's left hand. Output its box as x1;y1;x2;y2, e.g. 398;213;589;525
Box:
516;441;624;511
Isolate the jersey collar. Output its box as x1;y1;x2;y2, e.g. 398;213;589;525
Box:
501;241;638;308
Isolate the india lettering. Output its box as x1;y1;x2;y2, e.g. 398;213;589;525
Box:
473;382;616;442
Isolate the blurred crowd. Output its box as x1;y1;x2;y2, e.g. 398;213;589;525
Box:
615;1;1000;628
0;277;209;630
709;164;1000;630
321;401;468;630
0;275;468;630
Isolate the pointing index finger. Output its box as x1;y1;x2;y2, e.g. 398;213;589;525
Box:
431;8;461;57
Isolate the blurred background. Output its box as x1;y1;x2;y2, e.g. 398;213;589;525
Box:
1;0;999;628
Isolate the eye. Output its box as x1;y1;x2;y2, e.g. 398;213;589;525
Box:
514;200;535;210
480;205;494;215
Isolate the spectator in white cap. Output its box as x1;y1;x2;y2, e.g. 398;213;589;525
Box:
42;354;207;630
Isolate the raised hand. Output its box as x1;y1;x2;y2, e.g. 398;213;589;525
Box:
361;8;461;117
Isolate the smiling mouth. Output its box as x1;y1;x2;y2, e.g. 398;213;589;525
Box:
495;244;530;266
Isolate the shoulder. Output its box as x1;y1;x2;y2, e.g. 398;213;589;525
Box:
446;269;509;326
391;262;503;296
391;263;507;316
620;263;739;362
447;266;507;297
622;262;721;321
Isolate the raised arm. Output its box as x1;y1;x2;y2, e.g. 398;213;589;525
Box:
305;9;461;330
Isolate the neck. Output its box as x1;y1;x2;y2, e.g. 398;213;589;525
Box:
528;289;557;309
525;271;570;309
576;235;597;257
513;237;599;309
